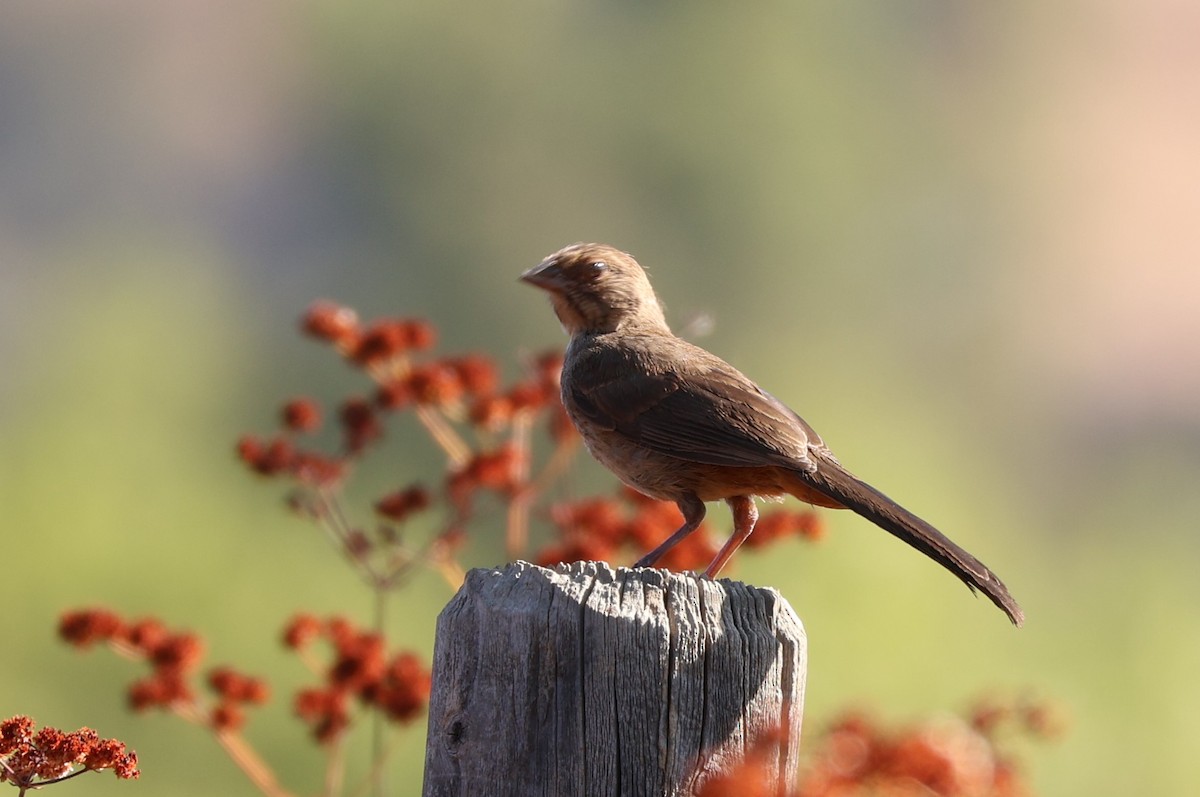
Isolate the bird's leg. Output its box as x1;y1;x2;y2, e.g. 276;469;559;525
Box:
634;493;706;568
703;496;758;578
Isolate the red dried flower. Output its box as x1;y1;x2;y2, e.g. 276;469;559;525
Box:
550;498;626;546
294;688;350;744
447;445;524;506
122;618;170;653
32;732;73;780
208;667;270;705
506;381;548;413
325;616;355;646
281;397;322;433
400;319;437;350
375;378;414;410
148;633;205;672
211;702;246;732
127;673;193;711
697;762;774;797
742;510;797;548
329;632;386;693
468;394;514;429
696;726;788;797
375;485;432;522
372;652;432;724
302;301;360;346
285;617;432;740
84;738;140;779
472;445;522;492
794;511;825;541
351;320;409;365
237;435;296;476
282;614;323;649
1019;699;1067;739
63;728;99;763
406;362;464;406
345;529;373;558
447;354;498;396
293;688;333;720
0;716;33;755
291;451;345;487
60;609;212;723
970;698;1011;735
992;760;1023;797
260;438;296;474
340;397;383;453
1;746;40;786
125;681;160;712
792;704;1054;797
58;609;124;648
0;717;138;786
885;732;959;793
236;434;264;463
245;680;271;705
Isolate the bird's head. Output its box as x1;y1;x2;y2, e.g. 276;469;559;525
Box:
520;243;669;335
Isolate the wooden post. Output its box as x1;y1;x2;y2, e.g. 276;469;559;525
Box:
422;561;806;797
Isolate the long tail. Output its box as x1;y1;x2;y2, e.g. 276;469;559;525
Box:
793;457;1024;626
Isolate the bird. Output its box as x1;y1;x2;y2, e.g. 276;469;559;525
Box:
520;242;1023;626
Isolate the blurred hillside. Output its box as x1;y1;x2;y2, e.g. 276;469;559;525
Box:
2;2;1199;795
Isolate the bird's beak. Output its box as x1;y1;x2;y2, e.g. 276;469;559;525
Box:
519;260;564;292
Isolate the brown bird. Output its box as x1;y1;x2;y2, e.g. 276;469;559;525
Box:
521;243;1023;626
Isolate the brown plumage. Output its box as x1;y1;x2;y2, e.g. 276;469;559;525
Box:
521;242;1023;626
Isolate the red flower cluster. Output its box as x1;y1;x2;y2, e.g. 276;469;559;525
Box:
536;487;822;572
301;301;360;347
60;609;204;711
696;725;788;797
797;698;1061;797
375;484;433;522
239;303;580;586
236;432;345;485
348;318;437;366
58;609;270;733
696;697;1061;797
302;302;438;362
339;396;383;453
968;696;1067;740
741;508;824;547
283;615;432;744
796;712;1009;797
446;445;525;508
281;398;322;433
0;715;138;789
207;668;271;732
465;350;564;430
301;301;539;419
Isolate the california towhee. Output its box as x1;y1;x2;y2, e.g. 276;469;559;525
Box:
521;243;1023;626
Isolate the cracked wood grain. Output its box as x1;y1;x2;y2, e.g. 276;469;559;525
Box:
422;561;805;797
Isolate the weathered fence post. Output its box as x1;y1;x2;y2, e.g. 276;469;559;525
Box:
422;560;806;796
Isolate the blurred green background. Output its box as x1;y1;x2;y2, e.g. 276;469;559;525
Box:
3;2;1198;795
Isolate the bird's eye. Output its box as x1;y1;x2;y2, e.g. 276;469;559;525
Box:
589;261;608;274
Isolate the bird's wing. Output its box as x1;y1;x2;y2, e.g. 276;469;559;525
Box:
566;338;821;471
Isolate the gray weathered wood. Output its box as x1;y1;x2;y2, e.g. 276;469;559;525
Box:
422;561;806;797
